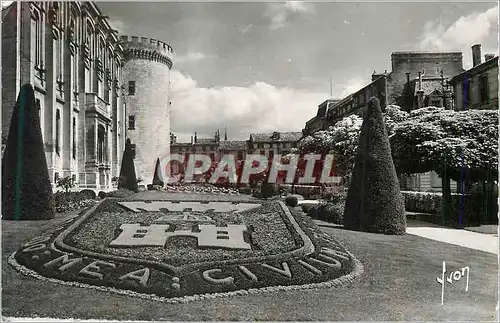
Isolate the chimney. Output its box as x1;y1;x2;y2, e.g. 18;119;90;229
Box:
472;44;481;67
485;54;495;61
194;132;197;143
190;136;193;144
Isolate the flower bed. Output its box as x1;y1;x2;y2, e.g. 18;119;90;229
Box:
164;184;240;195
68;202;298;266
11;197;362;302
54;191;96;213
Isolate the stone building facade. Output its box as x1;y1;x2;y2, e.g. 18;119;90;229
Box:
120;35;173;185
303;51;465;136
301;51;467;192
247;132;302;159
2;1;126;191
449;44;498;111
1;1;173;191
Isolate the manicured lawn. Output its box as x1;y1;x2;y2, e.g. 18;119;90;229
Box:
2;194;497;321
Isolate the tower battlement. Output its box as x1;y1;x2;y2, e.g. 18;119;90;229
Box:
119;35;174;67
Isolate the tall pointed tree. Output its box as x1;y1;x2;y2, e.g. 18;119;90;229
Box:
152;158;164;186
343;97;406;235
2;84;55;220
118;139;138;192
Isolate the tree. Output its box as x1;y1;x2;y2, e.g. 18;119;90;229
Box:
118;139;138;192
152;158;164;186
298;114;363;182
56;176;75;193
343;97;406;235
2;84;55;220
390;107;498;225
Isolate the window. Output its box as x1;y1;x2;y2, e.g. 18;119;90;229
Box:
130;144;136;159
55;110;60;155
268;150;274;160
430;99;441;107
128;115;135;130
260;150;265;156
237;151;244;161
72;174;76;183
56;35;63;82
54;172;60;183
292;142;297;148
464;78;471;106
97;125;105;163
128;81;136;95
479;75;489;104
257;143;263;149
72;53;78;92
72;117;76;159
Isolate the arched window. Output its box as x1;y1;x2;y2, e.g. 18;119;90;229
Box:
97;125;105;163
55;110;61;155
72;117;77;159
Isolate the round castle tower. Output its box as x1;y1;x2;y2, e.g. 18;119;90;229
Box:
119;35;173;186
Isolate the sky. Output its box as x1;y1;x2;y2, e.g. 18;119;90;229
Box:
27;1;500;142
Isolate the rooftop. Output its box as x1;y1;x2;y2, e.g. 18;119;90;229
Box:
219;141;248;150
250;132;303;142
450;56;499;83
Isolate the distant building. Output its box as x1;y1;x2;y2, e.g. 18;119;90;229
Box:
303;99;340;136
449;44;498;111
170;130;221;162
303;51;465;136
219;140;248;162
248;131;302;159
170;129;252;180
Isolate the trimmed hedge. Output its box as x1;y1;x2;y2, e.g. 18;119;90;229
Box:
260;183;279;198
79;189;97;200
285;195;299;207
402;190;498;227
106;189;136;198
152;158;164;187
307;202;345;225
2;84;55;220
118;139;138;192
238;187;252;195
344;97;406;235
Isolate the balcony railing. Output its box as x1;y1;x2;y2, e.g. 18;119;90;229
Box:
85;93;110;120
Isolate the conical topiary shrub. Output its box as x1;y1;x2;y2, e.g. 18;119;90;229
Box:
118;139;138;192
2;84;55;220
343;97;406;235
152;158;164;186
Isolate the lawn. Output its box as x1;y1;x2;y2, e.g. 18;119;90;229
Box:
2;192;497;321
